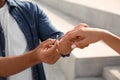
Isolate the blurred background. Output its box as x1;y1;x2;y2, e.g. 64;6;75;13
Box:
26;0;120;80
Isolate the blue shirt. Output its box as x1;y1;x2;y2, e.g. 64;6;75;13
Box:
0;0;64;80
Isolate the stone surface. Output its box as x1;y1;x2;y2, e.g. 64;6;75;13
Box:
103;66;120;80
76;77;103;80
35;0;120;36
32;0;120;80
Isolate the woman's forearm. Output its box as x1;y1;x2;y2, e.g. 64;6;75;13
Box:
102;30;120;54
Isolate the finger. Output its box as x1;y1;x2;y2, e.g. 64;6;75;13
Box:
43;41;59;57
42;39;56;48
43;46;61;64
40;51;60;64
74;38;89;48
80;44;89;49
71;44;77;49
74;23;88;29
48;52;60;64
71;41;89;49
68;30;83;41
79;23;89;27
51;40;59;50
61;30;75;41
44;55;60;64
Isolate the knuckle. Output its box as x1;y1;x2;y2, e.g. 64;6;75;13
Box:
66;31;72;36
47;38;52;41
79;23;88;27
67;32;72;38
77;44;85;49
49;61;55;64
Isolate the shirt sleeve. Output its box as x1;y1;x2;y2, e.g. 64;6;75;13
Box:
35;4;64;41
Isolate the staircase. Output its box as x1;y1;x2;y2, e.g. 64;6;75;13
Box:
33;0;120;80
103;66;120;80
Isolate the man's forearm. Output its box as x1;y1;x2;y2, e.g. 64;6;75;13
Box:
0;50;40;77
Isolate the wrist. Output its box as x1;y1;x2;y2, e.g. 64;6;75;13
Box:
57;42;71;57
100;30;111;41
29;49;42;64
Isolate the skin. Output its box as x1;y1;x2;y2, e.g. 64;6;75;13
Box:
0;0;6;8
58;23;88;55
0;0;61;77
58;37;73;55
0;38;60;77
63;23;120;54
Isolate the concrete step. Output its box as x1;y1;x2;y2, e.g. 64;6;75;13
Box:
35;0;120;36
43;63;66;80
103;66;120;80
76;77;104;80
33;1;120;80
58;44;120;80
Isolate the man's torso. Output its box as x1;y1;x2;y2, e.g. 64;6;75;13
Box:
0;3;32;80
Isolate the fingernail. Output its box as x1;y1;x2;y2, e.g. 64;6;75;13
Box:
60;39;63;41
71;44;77;49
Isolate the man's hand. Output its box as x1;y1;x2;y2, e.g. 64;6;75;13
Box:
34;39;60;64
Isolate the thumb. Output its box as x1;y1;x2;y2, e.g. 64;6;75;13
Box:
49;40;59;51
48;40;61;56
68;30;81;41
